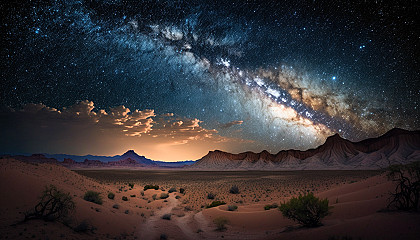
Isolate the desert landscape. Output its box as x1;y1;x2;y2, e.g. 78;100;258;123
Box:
1;155;419;239
2;1;419;239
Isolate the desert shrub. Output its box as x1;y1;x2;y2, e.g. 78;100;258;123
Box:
161;213;171;220
107;192;115;200
140;191;145;196
112;204;120;209
206;201;226;208
160;234;168;240
83;191;102;205
160;193;169;199
179;188;185;194
229;185;240;194
128;183;134;188
168;187;177;193
24;185;75;222
279;192;331;227
175;195;181;199
387;161;420;211
227;205;238;211
213;217;229;231
207;192;215;199
144;185;159;191
130;194;136;197
152;194;157;200
264;203;278;210
122;196;128;201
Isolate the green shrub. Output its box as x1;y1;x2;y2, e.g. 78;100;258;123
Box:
279;192;331;227
206;201;226;208
107;192;115;200
264;203;278;210
128;183;134;188
83;191;103;205
130;195;136;197
229;185;240;194
160;193;169;199
213;217;229;231
227;205;238;211
122;196;128;201
144;185;159;191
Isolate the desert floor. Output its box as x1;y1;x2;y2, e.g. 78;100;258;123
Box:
1;158;419;240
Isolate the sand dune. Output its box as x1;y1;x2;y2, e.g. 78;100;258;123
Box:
1;158;419;239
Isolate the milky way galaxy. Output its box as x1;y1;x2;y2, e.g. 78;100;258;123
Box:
1;0;419;160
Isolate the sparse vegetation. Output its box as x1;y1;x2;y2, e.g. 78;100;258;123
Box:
179;188;185;194
227;205;238;211
161;213;171;220
112;204;120;209
24;185;75;222
144;185;159;191
83;191;103;205
152;194;157;200
264;203;278;210
76;170;378;212
386;161;420;211
279;192;331;227
206;201;226;208
128;183;134;188
213;216;229;231
229;185;240;194
107;192;115;200
122;196;128;201
168;187;177;193
160;193;169;199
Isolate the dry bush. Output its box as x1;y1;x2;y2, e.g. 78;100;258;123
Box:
387;161;420;211
24;185;75;222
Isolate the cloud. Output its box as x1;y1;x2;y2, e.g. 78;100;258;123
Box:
219;120;243;129
0;100;253;161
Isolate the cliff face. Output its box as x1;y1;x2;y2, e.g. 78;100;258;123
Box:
190;128;420;170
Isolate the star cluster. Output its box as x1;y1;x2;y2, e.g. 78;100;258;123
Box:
1;0;419;158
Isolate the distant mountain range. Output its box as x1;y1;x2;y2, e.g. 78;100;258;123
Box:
189;128;420;170
2;150;195;168
2;128;419;170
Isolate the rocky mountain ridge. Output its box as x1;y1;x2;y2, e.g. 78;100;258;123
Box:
189;128;420;170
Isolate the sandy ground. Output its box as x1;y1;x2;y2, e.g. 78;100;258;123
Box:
0;158;419;240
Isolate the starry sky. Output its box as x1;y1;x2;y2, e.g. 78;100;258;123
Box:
1;0;419;161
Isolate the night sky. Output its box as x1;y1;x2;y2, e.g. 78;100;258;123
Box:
1;0;419;161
